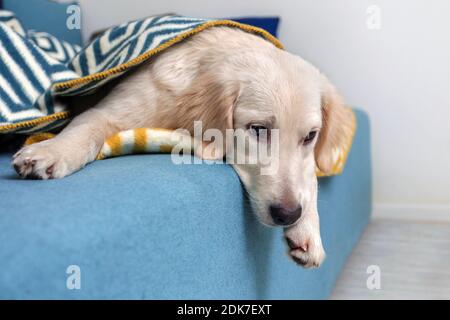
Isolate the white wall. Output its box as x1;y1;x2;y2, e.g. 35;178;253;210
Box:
78;0;450;211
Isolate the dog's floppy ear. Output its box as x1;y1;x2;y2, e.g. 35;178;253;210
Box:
176;73;240;160
315;75;355;175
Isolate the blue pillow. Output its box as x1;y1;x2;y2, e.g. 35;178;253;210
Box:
227;17;280;38
2;0;82;45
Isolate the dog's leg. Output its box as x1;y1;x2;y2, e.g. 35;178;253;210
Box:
12;107;123;179
12;69;159;179
284;181;326;268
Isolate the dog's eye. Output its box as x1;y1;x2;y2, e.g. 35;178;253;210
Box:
303;131;318;145
248;124;268;138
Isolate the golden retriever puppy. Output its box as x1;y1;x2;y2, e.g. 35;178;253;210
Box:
12;27;353;268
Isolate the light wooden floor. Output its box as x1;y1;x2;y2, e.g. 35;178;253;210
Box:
331;218;450;299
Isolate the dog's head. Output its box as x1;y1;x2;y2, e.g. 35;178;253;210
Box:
180;50;353;226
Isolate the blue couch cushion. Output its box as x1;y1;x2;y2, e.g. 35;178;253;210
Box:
0;110;371;299
2;0;82;45
228;17;280;37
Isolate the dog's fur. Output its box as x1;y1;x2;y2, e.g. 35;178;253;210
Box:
12;27;353;268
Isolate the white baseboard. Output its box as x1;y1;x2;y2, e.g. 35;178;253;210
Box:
373;203;450;223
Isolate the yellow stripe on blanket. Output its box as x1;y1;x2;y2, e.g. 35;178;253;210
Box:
24;122;355;177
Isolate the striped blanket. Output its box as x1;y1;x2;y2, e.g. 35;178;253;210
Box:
0;11;282;134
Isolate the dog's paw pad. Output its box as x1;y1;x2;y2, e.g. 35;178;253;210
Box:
12;143;69;179
285;236;325;268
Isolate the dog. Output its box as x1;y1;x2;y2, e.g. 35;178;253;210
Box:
12;27;353;268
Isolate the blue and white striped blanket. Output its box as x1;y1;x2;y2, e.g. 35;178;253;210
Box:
0;11;282;134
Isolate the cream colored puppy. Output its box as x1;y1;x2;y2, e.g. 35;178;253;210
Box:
12;27;353;268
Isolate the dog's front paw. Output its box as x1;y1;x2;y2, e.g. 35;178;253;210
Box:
12;141;75;179
284;221;325;268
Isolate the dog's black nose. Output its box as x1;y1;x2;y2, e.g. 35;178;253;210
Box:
269;204;302;226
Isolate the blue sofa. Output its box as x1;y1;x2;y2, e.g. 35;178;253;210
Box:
0;0;372;299
2;0;82;45
0;110;371;299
